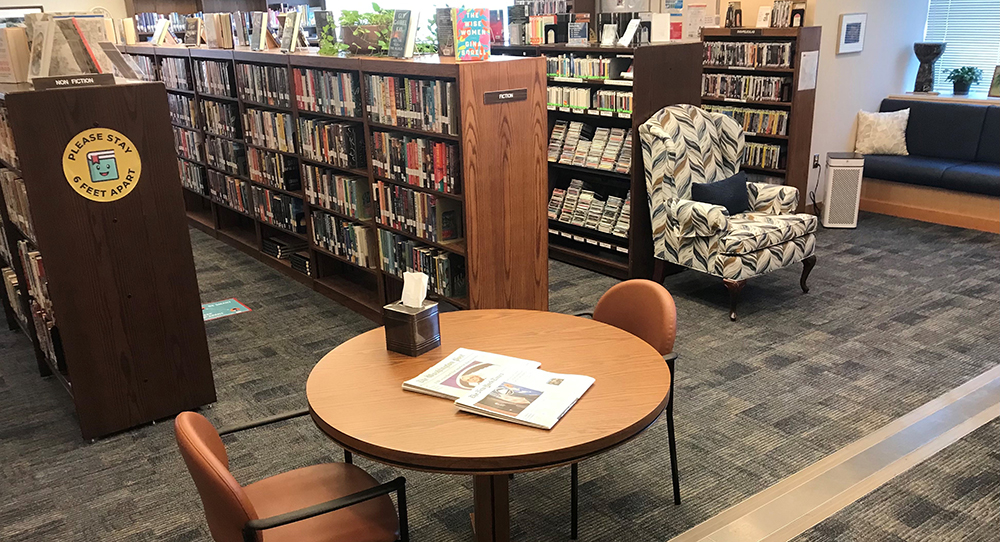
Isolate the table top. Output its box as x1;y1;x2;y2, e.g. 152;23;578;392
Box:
306;309;672;474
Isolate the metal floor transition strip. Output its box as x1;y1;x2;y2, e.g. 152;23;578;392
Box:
669;364;1000;542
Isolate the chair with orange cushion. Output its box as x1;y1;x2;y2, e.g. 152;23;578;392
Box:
174;411;408;542
570;279;679;538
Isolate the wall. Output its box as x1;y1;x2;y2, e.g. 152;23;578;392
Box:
806;0;929;203
0;0;128;20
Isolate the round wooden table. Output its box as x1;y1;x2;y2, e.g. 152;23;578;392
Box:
307;309;671;542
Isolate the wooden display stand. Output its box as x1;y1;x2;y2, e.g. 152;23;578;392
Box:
123;45;549;321
701;27;821;213
0;82;216;439
492;42;703;280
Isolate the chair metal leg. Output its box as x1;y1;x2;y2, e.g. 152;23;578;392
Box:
344;450;353;464
723;279;746;321
397;479;409;542
664;354;681;505
800;255;817;293
570;463;579;540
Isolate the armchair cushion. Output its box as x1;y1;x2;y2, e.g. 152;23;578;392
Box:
720;212;818;254
670;198;730;238
691;171;750;216
747;182;800;214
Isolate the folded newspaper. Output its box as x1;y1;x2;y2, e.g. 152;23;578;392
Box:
402;348;594;430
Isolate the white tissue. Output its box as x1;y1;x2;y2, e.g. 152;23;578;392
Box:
401;271;429;308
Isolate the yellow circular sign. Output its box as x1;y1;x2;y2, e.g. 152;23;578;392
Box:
62;128;142;202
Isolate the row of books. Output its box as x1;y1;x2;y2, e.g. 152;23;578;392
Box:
0;170;34;242
202;100;241;139
372;181;464;244
244;109;295;153
207;170;252;214
549;180;630;238
195;59;234;97
703;105;789;136
205;136;246;176
179;159;206;194
168;93;197;128
303;167;372;220
365;75;459;136
248;148;300;192
549;121;632;174
297;119;365;170
17;239;51;315
378;230;468;299
702;74;792;102
126;54;157;82
250;186;306;234
294;68;362;118
135;12;188;34
311;211;377;268
593;90;633;114
160;57;190;90
370;132;461;195
547;54;617;80
744;142;783;170
237;63;291;108
1;268;22;322
0;108;18;168
173;127;203;162
0;215;10;265
703;41;793;68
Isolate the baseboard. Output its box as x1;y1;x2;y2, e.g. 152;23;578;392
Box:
859;178;1000;234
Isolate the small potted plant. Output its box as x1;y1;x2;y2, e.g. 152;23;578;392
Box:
946;66;982;95
340;3;394;55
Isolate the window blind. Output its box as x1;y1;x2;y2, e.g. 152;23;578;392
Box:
924;0;1000;94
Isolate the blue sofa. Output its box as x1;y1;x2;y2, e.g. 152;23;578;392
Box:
863;99;1000;197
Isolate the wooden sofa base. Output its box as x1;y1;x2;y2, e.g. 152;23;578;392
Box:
859;178;999;234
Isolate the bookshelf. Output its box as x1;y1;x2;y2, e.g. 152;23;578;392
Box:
0;82;216;440
124;45;549;321
700;26;821;213
492;42;702;280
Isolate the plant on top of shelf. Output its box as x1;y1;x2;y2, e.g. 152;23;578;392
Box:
340;3;394;55
318;20;349;56
945;66;982;95
414;15;438;54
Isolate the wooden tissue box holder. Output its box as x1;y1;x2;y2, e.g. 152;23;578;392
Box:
384;301;441;357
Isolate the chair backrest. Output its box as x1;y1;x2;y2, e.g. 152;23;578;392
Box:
175;411;259;542
592;279;677;356
639;104;745;202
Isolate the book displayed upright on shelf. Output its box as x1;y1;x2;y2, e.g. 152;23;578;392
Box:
279;9;301;53
184;17;202;46
454;8;490;62
435;8;455;56
388;10;417;59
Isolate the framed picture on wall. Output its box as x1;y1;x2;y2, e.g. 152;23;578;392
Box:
837;12;866;54
989;66;1000;98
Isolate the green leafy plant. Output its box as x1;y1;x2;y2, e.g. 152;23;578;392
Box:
317;21;348;56
945;66;982;85
414;15;438;54
340;3;395;55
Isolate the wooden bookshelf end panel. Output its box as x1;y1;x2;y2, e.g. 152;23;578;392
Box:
459;57;549;311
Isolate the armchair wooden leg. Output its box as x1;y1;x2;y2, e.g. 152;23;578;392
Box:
800;255;817;293
723;279;746;321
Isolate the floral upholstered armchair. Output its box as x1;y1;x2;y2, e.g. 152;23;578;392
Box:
639;104;817;320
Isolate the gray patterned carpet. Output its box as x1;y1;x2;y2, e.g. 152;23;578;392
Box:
0;212;997;541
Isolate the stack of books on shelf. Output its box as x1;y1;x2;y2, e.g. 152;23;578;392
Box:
549;120;632;174
297;118;364;168
311;211;376;268
17;239;59;364
194;60;234;97
294;68;361;117
744;142;783;170
250;187;305;234
237;63;291;107
205;137;246;176
378;231;467;299
173;127;203;162
160;57;190;90
290;252;311;276
303;167;371;218
703;41;792;68
248;148;300;191
0;170;33;241
168;94;197;128
208;170;253;213
365;75;459;136
178;160;206;194
702;74;791;102
703;105;788;136
262;236;307;260
549;179;630;239
201;100;241;139
370;132;461;194
372;182;464;244
243;109;294;153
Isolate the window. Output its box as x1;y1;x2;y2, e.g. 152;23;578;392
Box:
924;0;1000;94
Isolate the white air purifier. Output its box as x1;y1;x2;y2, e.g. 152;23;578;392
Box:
821;152;865;228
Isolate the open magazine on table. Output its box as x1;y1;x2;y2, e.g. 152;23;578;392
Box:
454;365;595;430
402;348;541;400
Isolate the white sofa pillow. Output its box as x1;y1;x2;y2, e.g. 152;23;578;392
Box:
854;109;909;155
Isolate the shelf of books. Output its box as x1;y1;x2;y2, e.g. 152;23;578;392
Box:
0;82;215;439
701;26;820;212
493;40;701;279
124;44;549;320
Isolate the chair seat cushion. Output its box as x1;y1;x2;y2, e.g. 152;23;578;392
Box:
243;463;399;542
862;154;956;187
942;162;1000;197
720;212;818;254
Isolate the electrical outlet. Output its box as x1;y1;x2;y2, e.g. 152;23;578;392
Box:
812;154;820;168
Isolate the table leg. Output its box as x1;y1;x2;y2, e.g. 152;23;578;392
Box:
472;474;510;542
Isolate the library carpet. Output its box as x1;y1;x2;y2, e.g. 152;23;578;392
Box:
0;212;997;541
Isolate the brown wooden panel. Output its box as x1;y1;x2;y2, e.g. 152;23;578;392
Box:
6;82;215;439
786;26;821;212
860;178;1000;234
458;58;549;311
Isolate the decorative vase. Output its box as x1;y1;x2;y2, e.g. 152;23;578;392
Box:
953;80;971;95
342;25;386;54
913;42;945;93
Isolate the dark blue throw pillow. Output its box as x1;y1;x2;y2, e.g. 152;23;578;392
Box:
690;172;750;216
